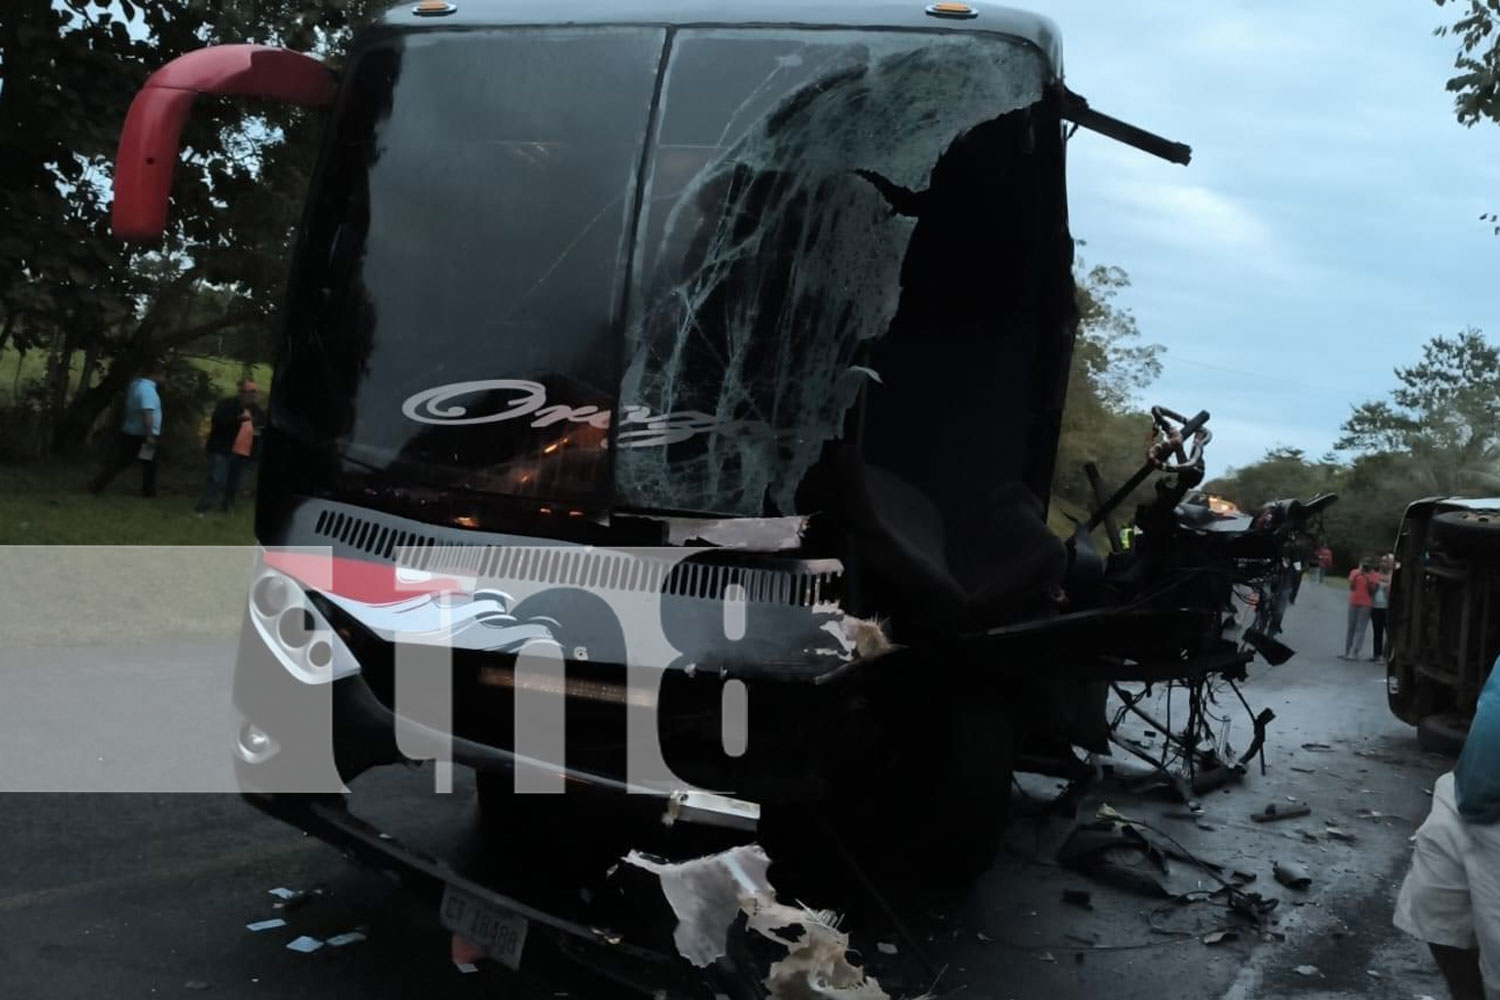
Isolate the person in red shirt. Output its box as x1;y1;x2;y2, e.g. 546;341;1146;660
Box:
1316;544;1334;583
1341;558;1379;660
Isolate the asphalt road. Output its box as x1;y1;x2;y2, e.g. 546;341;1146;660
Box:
0;579;1457;999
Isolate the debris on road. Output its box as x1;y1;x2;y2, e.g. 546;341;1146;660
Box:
626;844;892;999
1323;826;1357;842
184;981;210;991
1272;862;1311;890
1251;803;1311;823
1202;931;1237;946
286;935;325;954
1293;964;1319;977
876;943;898;956
1300;743;1334;752
269;886;327;912
245;918;288;933
1037;951;1057;964
327;931;367;947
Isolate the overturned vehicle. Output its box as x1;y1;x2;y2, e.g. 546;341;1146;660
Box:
113;0;1334;994
1387;497;1500;755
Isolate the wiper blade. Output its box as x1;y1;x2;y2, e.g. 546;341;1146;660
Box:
1061;88;1192;166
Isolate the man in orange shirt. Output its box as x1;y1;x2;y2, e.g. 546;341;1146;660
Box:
1340;557;1379;660
195;379;264;514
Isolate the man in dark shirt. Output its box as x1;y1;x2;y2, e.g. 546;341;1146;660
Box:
195;380;264;514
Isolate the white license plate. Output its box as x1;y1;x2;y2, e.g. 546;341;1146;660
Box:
439;884;529;970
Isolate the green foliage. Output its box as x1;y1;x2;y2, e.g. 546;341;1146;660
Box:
1050;262;1165;535
1338;328;1500;495
1435;0;1500;128
0;0;381;459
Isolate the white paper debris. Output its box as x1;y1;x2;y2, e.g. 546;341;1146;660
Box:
327;932;367;947
455;962;479;974
1293;964;1319;977
876;942;898;955
268;887;299;900
245;918;287;933
626;845;890;999
286;936;325;954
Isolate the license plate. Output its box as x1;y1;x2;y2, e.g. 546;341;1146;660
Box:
439;884;529;970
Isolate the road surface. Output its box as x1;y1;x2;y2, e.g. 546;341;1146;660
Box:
0;579;1456;999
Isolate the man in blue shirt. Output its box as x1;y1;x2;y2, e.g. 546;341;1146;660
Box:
89;366;162;498
1395;658;1500;999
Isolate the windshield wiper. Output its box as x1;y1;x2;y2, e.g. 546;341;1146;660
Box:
1060;88;1192;166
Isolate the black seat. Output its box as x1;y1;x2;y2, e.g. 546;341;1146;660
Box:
839;456;1066;631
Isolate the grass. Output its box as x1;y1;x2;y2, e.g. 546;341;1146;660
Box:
0;460;256;546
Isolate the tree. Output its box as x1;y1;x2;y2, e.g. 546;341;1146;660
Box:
1434;1;1500;231
1337;328;1500;495
1051;263;1165;533
0;0;380;456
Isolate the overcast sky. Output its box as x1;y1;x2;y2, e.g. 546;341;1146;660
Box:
1040;0;1500;475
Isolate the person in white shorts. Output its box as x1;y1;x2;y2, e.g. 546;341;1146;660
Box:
1395;659;1500;1000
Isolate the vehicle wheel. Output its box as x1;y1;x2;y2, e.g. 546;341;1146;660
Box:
1432;510;1500;556
1417;713;1471;757
1387;658;1436;726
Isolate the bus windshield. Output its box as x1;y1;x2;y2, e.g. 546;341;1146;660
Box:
273;25;1054;516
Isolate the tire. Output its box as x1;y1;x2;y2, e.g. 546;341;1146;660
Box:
1432;509;1500;557
1416;713;1471;757
1387;657;1437;726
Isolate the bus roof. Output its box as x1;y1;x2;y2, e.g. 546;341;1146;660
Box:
378;0;1064;76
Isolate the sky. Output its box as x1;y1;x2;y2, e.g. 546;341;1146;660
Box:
1037;0;1500;476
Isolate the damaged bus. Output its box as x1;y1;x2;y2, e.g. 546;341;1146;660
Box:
112;0;1335;993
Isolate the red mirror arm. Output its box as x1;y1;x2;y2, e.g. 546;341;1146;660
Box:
113;45;337;242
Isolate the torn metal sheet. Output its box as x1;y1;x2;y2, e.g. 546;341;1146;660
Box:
663;516;809;550
625;844;890;999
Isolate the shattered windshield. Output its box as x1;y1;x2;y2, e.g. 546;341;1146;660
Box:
619;30;1050;514
274;27;1050;514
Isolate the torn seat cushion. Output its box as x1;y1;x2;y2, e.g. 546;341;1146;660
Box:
840;458;1066;630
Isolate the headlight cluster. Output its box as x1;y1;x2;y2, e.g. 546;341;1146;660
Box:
248;569;360;685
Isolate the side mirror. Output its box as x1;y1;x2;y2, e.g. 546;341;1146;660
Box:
113;44;337;242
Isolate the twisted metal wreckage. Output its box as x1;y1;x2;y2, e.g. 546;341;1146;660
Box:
110;1;1338;995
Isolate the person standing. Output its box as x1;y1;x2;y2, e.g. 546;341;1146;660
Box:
1316;543;1334;584
89;366;162;498
195;379;264;514
1370;553;1394;662
1341;558;1378;660
1393;654;1500;1000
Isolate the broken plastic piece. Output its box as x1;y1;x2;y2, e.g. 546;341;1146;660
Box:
285;936;324;953
876;942;898;955
1272;863;1311;890
1251;803;1310;823
661;790;760;832
245;918;287;932
268;887;298;900
455;962;479;974
1293;964;1319;977
1202;931;1237;946
327;931;367;947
